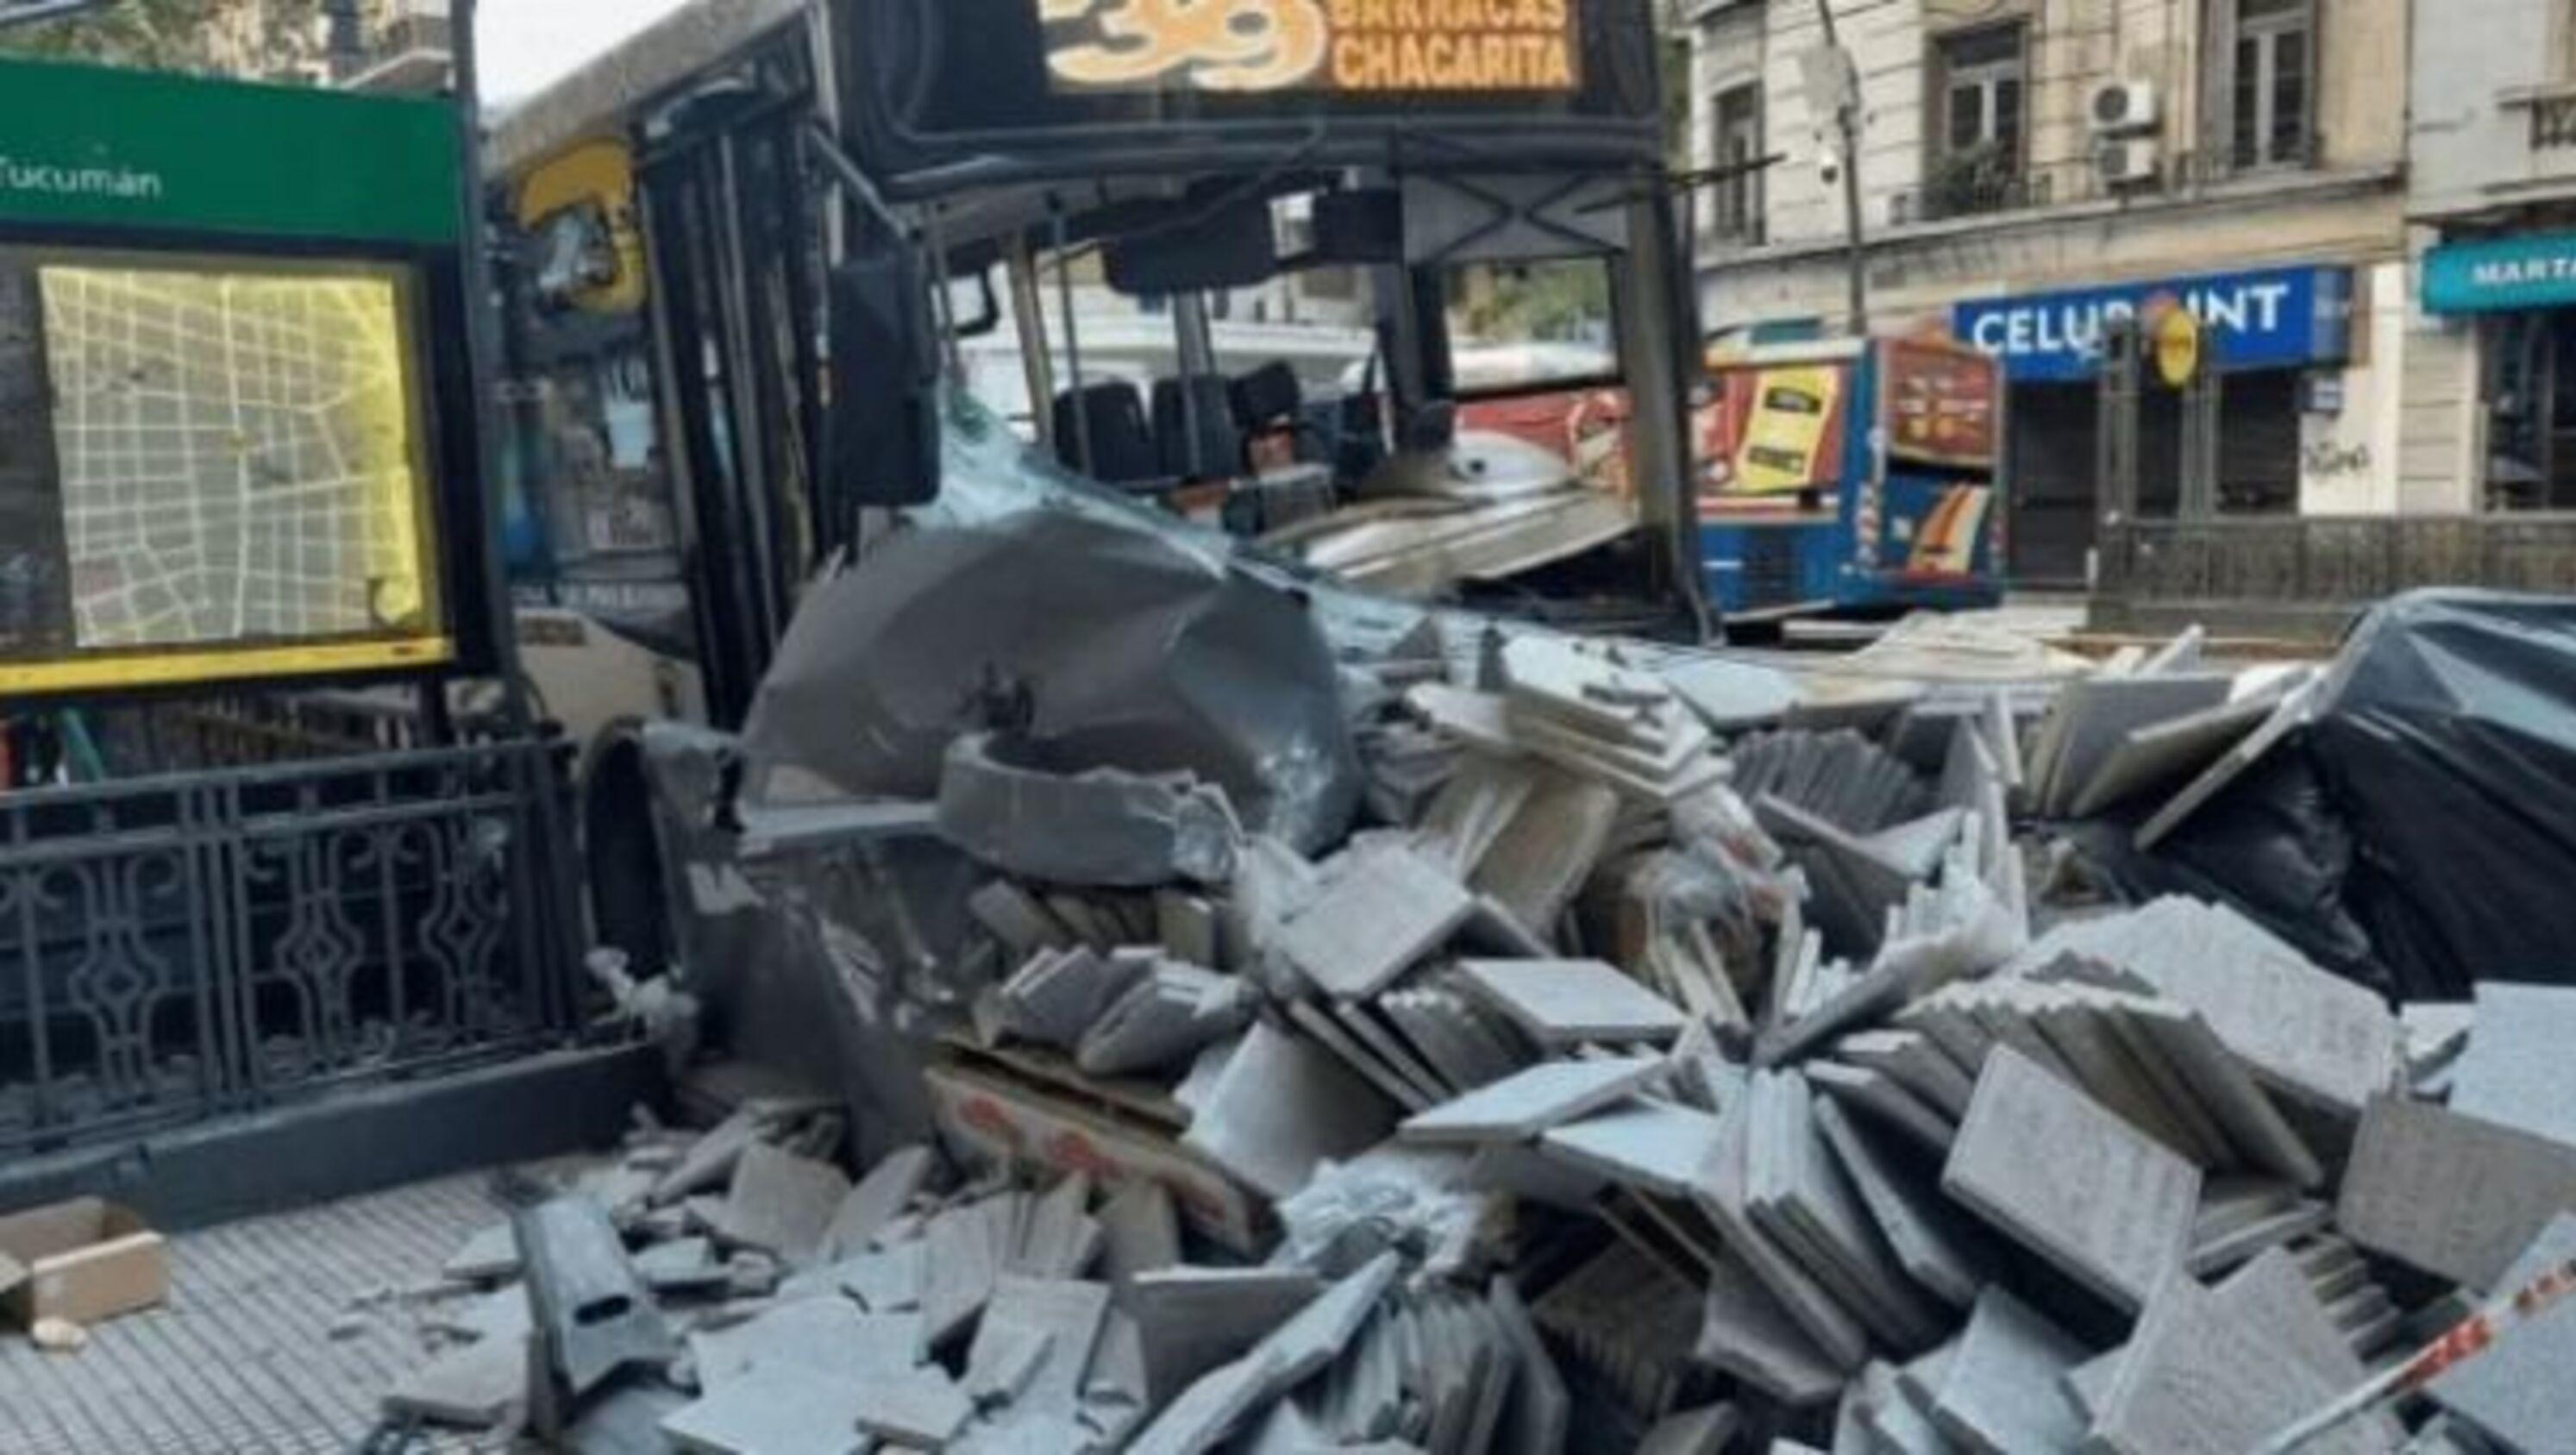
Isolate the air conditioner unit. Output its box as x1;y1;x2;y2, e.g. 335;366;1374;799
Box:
2098;138;2165;187
2089;79;2160;134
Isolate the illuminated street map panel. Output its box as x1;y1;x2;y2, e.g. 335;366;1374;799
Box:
40;263;430;651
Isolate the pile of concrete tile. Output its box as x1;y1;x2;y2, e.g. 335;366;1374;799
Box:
432;615;2576;1452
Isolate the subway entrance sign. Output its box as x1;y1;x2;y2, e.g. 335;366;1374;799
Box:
1952;266;2353;383
0;56;485;697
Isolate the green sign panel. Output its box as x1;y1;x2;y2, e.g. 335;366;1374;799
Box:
0;56;461;246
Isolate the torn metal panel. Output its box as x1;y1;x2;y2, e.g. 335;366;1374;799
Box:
740;511;1361;856
936;732;1241;888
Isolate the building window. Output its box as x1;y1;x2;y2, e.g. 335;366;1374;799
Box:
1710;83;1764;244
2480;311;2576;511
2231;0;2315;169
1930;25;2028;218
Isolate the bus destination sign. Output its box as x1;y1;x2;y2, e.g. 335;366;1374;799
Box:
1037;0;1581;95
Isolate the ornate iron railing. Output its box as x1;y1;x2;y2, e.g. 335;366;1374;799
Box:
0;742;580;1157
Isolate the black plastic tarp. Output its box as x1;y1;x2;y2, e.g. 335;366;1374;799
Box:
2302;591;2576;1001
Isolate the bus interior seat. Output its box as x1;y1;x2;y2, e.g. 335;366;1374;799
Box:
1150;375;1243;482
1228;361;1305;432
1052;381;1160;485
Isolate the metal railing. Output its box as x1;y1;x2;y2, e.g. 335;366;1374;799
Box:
2094;515;2576;636
0;742;581;1157
2530;92;2576;152
1887;138;2332;229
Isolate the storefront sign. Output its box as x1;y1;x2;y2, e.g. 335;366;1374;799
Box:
0;56;460;244
2424;233;2576;314
1038;0;1581;95
1952;266;2351;382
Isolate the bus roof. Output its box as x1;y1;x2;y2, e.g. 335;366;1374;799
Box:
487;0;805;179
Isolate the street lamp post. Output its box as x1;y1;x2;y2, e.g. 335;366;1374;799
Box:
1811;0;1870;336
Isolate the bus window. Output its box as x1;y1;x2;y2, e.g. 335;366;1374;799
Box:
1442;258;1618;398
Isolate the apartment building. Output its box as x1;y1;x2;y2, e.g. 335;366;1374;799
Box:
2408;0;2576;516
1688;0;2410;583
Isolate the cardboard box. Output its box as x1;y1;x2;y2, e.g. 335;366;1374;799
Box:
924;1060;1268;1255
0;1197;169;1328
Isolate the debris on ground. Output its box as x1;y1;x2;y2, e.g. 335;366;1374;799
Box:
360;580;2576;1452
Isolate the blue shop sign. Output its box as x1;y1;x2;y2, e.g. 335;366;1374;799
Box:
2425;233;2576;314
1952;267;2353;382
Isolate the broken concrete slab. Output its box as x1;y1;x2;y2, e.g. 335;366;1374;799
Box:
968;1276;1111;1422
383;1333;530;1427
2031;673;2234;818
1745;1070;1950;1353
1538;1099;1724;1199
1808;1061;1958;1158
970;879;1074;957
854;1366;976;1446
706;1141;849;1265
1635;1402;1739;1455
1289;999;1438;1111
2337;1094;2576;1289
1399;1057;1664;1146
2115;996;2327;1189
661;1366;874;1455
1692;1246;1849;1408
1692;1094;1871;1374
1456;959;1689;1049
1274;844;1476;999
2429;1213;2576;1452
689;1295;921;1387
2090;1253;2396;1455
819;1144;935;1261
921;1195;1013;1345
442;1222;520;1284
1470;768;1621;938
1859;1356;1956;1455
2448;981;2576;1150
1077;962;1258;1076
2135;675;2321;850
2103;899;2398;1119
2065;690;2277;818
837;1242;926;1313
1811;1095;1995;1310
1487;1276;1570;1455
1126;1266;1325;1402
1925;1287;2087;1455
1096;1180;1181;1287
1833;1030;1976;1122
634;1237;730;1295
1125;1253;1401;1455
1183;1021;1396;1201
1941;1046;2201;1315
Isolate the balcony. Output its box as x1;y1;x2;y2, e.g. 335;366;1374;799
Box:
1886;135;2330;230
2529;91;2576;152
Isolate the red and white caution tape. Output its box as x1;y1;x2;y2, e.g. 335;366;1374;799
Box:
2255;1251;2576;1454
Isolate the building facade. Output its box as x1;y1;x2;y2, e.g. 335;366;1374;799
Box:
2408;0;2576;516
1688;0;2412;584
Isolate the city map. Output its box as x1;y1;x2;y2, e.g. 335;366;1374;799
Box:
34;263;432;651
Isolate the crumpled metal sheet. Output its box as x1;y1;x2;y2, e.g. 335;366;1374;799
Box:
935;731;1241;887
740;505;1363;856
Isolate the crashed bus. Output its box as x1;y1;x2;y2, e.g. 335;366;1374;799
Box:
490;0;1707;741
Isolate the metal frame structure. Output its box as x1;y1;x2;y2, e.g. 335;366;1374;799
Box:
0;742;581;1159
